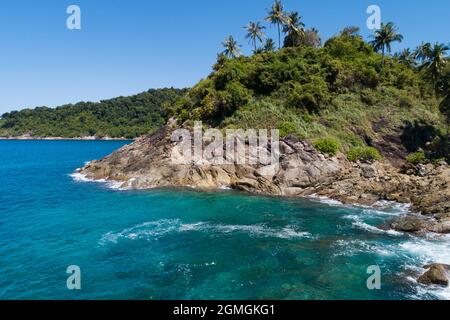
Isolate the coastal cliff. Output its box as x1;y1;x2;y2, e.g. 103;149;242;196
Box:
79;124;450;237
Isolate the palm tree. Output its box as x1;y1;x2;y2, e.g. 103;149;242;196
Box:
263;38;276;52
420;43;449;84
396;48;416;68
282;11;305;47
414;42;432;62
245;21;266;52
222;36;241;59
370;22;403;67
265;0;288;49
283;12;305;34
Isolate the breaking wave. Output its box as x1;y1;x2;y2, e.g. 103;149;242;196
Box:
99;219;313;245
69;171;127;190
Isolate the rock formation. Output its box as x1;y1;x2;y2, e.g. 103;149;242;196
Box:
79;124;450;235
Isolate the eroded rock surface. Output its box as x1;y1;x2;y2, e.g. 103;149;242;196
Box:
79;125;450;235
418;264;450;287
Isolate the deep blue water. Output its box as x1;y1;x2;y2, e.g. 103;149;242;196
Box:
0;140;449;300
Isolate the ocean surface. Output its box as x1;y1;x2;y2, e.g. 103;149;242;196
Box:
0;140;449;300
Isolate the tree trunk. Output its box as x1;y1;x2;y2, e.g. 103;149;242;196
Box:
381;46;385;67
277;23;281;49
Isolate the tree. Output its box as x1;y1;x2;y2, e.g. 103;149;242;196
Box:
282;11;306;47
222;36;241;59
414;42;432;62
395;48;416;68
370;22;403;67
265;0;288;49
213;53;228;71
245;21;266;52
420;43;449;85
263;38;276;52
340;26;360;37
302;28;321;48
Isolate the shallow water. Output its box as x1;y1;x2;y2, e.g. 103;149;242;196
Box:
0;140;448;300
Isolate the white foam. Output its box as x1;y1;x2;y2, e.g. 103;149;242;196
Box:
343;214;403;236
99;219;313;245
333;239;395;257
399;235;450;265
306;194;344;206
404;264;450;300
69;171;127;190
374;200;412;212
399;234;450;300
69;172;91;182
361;208;406;217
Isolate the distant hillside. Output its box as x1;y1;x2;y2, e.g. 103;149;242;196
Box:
0;88;186;139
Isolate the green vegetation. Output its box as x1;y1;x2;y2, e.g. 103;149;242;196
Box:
0;88;186;139
169;0;449;162
370;22;403;67
347;147;382;163
313;138;340;156
2;0;449;165
245;21;266;53
406;151;427;165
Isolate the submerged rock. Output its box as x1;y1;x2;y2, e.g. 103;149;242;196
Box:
389;216;428;233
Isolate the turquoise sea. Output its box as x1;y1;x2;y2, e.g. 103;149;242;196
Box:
0;140;449;300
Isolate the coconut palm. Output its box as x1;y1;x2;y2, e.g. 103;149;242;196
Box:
263;38;276;52
282;12;305;34
370;22;403;67
245;21;266;52
420;43;449;84
265;0;288;49
222;36;241;59
396;48;416;68
282;11;305;47
414;42;432;62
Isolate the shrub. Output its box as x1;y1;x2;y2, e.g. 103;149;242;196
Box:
217;81;252;116
406;151;426;165
277;121;298;137
314;138;340;156
360;89;377;105
398;94;414;109
347;146;382;162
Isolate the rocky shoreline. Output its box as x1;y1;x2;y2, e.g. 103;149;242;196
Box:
78;124;450;287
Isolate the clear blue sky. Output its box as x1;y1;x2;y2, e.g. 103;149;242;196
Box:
1;0;449;114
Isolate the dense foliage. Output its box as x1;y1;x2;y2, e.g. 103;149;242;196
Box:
0;88;186;138
170;34;445;162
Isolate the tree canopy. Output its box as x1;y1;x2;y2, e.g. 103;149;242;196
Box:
0;88;186;139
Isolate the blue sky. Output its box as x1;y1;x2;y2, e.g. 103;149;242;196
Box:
0;0;449;114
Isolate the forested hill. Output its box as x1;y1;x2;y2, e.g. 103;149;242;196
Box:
0;88;186;139
171;32;449;164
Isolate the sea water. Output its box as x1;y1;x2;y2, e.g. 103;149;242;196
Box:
0;140;449;300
